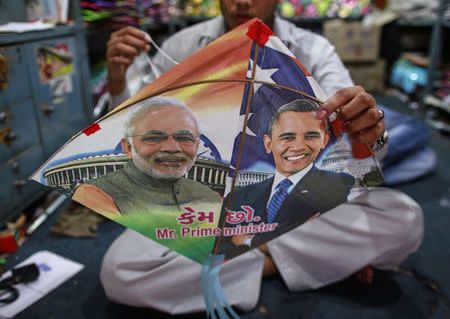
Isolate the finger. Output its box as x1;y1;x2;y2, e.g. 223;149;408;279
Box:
306;212;320;222
349;121;385;145
111;26;150;43
107;55;133;67
317;86;366;119
122;34;150;51
259;244;269;255
107;37;150;63
344;107;380;134
109;33;150;52
339;91;376;122
107;43;141;60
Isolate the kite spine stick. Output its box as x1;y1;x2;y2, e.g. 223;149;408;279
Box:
213;43;261;255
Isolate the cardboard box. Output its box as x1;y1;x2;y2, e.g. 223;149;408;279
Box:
346;59;386;92
324;20;381;62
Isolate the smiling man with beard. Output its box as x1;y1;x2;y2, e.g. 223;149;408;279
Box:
222;99;355;256
72;96;221;216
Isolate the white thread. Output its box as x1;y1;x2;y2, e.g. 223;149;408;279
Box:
141;33;179;80
148;35;179;65
141;52;161;79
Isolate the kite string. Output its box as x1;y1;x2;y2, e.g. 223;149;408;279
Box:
141;52;161;79
147;35;179;65
141;33;179;80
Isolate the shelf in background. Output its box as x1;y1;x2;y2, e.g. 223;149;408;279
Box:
0;24;84;45
396;18;435;27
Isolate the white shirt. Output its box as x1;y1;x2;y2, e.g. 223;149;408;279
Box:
109;15;355;109
240;163;314;247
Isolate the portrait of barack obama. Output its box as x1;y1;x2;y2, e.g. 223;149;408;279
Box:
219;99;355;258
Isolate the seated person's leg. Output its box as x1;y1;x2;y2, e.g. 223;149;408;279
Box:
100;188;423;313
267;187;423;291
100;229;265;314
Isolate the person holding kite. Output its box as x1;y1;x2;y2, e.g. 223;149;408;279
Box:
98;0;423;315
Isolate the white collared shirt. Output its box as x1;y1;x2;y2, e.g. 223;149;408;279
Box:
267;163;314;208
110;15;354;108
237;163;314;247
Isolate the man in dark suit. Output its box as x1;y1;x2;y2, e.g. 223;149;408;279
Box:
219;99;355;258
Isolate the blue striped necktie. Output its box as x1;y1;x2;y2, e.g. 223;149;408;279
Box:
267;179;292;223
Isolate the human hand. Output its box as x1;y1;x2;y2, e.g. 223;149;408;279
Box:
106;26;151;95
306;212;320;223
258;244;270;255
231;234;253;246
258;245;278;276
262;255;277;277
317;86;385;147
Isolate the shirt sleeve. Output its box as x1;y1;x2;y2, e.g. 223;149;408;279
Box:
108;87;131;111
108;53;156;110
310;38;354;96
288;28;354;97
100;229;266;314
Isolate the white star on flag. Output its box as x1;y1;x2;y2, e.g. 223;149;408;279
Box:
247;60;278;93
237;112;256;137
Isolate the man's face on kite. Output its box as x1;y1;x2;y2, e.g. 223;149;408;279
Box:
124;106;199;180
220;0;279;30
264;111;330;177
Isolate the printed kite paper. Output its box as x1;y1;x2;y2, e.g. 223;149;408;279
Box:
31;19;383;265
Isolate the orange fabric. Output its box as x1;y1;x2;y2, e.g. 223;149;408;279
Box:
72;184;121;217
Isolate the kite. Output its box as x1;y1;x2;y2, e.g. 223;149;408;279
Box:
31;19;383;318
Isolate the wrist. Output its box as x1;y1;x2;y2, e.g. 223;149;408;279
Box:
107;78;126;96
371;130;388;152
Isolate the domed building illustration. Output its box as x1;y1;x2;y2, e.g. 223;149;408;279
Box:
43;153;233;195
234;170;273;186
43;137;381;197
318;137;382;186
42;133;279;195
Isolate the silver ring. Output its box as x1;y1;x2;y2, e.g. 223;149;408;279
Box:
377;109;385;122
